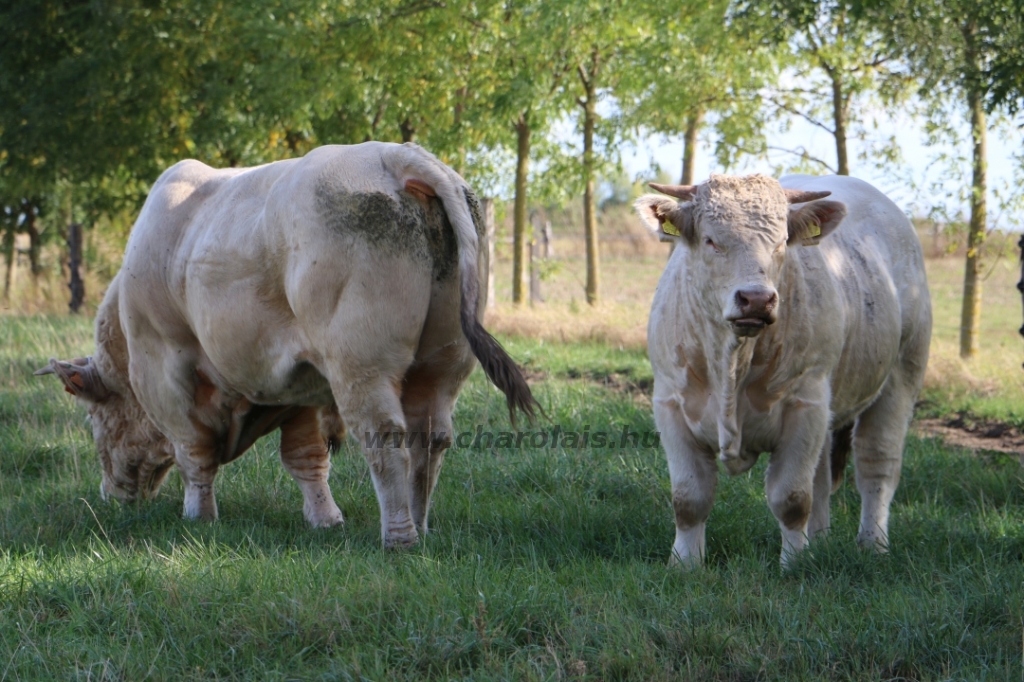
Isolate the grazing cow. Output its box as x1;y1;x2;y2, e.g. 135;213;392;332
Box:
37;142;536;548
635;174;931;567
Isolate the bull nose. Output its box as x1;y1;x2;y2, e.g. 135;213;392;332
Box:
734;287;778;318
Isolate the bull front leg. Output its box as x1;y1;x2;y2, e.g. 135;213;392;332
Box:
655;396;719;568
765;394;830;568
279;407;344;528
175;442;220;521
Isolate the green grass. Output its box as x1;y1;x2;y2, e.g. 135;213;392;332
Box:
919;252;1024;426
2;315;1024;680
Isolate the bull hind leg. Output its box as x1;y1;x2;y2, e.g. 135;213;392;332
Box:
331;375;419;548
400;349;474;534
279;407;344;528
852;373;916;551
806;424;852;540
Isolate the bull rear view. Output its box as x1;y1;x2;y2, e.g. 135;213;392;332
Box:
37;142;537;548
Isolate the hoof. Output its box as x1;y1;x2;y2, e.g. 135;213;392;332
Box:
668;552;702;570
305;501;345;529
308;512;345;529
383;527;419;549
182;505;218;522
720;451;757;475
856;532;890;553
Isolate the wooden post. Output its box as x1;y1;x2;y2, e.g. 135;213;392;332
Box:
1017;234;1024;363
542;220;553;258
68;222;85;313
529;238;543;304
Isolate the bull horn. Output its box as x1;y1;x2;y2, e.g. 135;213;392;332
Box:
34;362;56;376
785;189;832;204
34;356;89;376
649;183;698;200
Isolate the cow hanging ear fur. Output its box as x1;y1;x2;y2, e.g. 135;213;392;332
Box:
34;357;111;402
787;200;847;246
634;195;695;243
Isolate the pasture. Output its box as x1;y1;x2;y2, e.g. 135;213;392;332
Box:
2;247;1024;680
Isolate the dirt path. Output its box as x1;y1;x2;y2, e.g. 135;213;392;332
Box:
913;416;1024;464
563;368;1023;464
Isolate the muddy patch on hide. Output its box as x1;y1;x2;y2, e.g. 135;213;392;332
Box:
463;187;486;240
315;185;458;281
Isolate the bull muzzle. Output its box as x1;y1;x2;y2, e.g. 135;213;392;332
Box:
727;286;778;336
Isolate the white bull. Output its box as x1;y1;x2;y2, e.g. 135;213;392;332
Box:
636;174;931;567
38;142;536;548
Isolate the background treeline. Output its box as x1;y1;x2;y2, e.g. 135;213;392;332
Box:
2;0;1023;357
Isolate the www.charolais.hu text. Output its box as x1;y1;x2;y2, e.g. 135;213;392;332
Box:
364;425;661;449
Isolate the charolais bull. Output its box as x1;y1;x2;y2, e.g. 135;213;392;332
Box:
635;174;930;567
38;142;537;548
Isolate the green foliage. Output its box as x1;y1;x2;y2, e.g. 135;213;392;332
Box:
733;0;915;176
2;317;1024;679
623;0;773;171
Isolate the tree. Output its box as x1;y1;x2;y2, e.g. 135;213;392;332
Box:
873;0;1017;358
557;1;650;306
622;0;772;184
471;0;573;305
737;0;911;176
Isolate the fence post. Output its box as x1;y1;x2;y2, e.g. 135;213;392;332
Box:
68;223;85;313
542;220;553;258
530;238;543;304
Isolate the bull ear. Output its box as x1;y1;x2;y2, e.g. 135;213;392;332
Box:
787;200;847;246
635;195;695;243
34;357;111;402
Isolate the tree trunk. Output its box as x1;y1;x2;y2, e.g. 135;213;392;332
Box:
68;222;85;313
681;108;704;184
2;225;14;303
831;72;849;176
959;83;987;359
512;113;531;305
579;51;600;306
22;200;41;281
400;118;416;143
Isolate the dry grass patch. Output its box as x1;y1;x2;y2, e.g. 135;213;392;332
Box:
486;232;1024;425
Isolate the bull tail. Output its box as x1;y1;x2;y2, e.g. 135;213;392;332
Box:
382;143;539;425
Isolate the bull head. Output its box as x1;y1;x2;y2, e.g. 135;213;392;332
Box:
36;356;175;501
636;175;847;337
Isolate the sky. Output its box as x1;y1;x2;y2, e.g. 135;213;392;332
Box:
621;104;1024;229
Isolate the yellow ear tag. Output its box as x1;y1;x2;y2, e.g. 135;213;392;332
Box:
662;221;681;237
800;223;822;246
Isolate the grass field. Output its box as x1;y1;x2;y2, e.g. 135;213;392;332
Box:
2;241;1024;680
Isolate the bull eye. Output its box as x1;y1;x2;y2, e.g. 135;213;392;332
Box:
704;237;720;253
